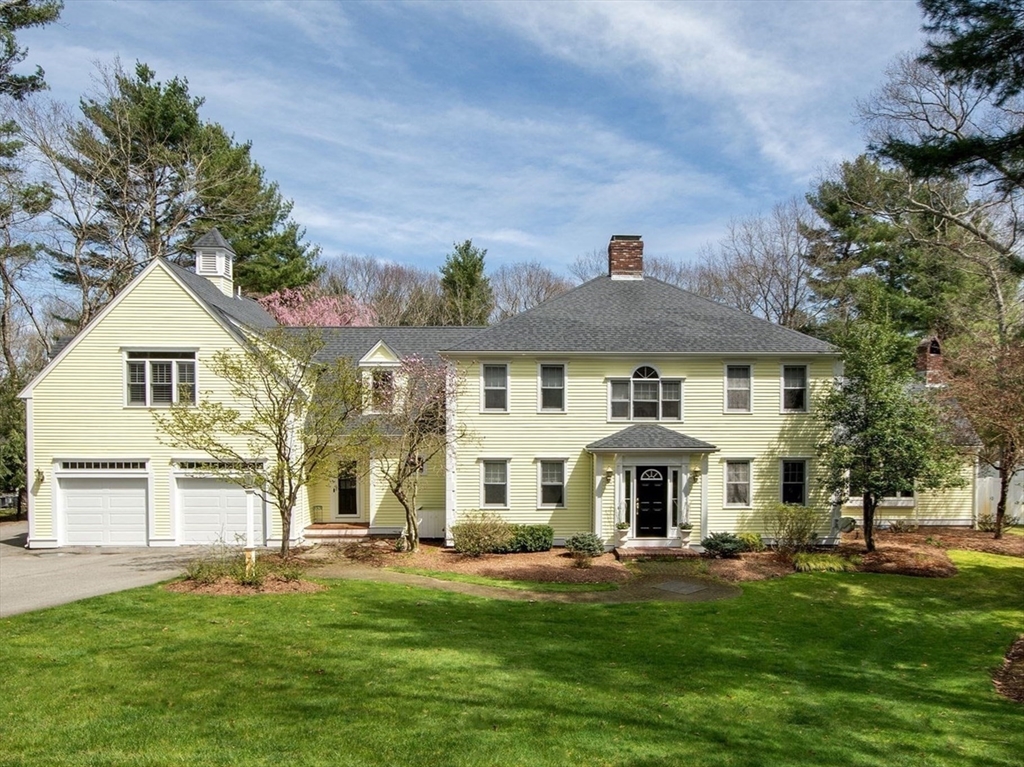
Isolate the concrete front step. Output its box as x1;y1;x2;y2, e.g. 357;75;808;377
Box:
304;523;371;540
614;546;701;561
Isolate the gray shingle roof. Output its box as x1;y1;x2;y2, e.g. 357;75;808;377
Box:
586;424;719;452
165;260;277;330
286;326;483;364
443;276;836;355
192;228;235;253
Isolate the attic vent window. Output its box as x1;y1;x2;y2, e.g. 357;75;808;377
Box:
198;251;218;274
60;461;147;471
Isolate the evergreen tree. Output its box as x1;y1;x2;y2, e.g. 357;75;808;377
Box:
0;0;61;101
49;60;318;320
439;239;493;326
879;0;1024;193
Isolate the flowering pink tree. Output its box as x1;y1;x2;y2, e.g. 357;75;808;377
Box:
258;287;376;327
351;355;466;551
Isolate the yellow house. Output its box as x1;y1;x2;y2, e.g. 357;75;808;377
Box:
19;232;978;549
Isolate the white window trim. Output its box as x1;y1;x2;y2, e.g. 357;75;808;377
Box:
534;456;568;509
779;457;810;506
480;362;510;414
780;363;810;414
536;362;567;413
479;457;511;509
605;370;685;423
723;458;753;508
723;362;754;414
365;367;397;415
122;350;198;408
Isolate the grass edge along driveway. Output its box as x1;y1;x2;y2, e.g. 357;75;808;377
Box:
1;549;1021;767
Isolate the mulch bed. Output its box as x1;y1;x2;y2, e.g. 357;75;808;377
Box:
993;635;1024;705
335;539;633;584
166;576;325;596
706;552;795;582
287;527;1021;586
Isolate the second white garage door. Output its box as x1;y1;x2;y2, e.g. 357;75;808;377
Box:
178;477;265;545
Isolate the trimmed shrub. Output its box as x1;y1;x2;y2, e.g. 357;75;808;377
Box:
701;531;745;558
886;519;917;534
565;531;605;568
450;513;513;556
496;524;554;553
738;532;766;552
793;553;859;573
761;503;827;554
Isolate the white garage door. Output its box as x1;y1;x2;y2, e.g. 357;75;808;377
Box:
61;477;148;546
178;477;264;545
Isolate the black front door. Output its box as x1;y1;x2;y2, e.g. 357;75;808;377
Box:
635;466;667;537
337;463;358;517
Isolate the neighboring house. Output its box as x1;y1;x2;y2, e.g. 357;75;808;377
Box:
19;233;980;549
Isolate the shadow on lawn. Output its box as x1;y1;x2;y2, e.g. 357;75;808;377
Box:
154;552;1018;766
34;552;1019;767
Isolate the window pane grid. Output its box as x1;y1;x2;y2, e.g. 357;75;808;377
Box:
781;460;806;505
540;460;564;507
783;365;807;411
483;365;507;411
726;366;751;411
540;365;564;410
483;460;507;506
726;461;750;505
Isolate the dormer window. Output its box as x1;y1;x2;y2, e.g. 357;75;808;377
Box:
608;366;682;421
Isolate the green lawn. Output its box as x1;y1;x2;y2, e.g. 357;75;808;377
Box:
388;567;620;592
1;551;1021;767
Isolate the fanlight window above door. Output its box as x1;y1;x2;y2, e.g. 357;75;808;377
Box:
640;469;663;481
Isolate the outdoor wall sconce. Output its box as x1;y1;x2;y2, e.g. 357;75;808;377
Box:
34;468;44;484
691;468;702;482
603;468;614;481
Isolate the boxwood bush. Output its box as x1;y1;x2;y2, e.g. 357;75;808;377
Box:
496;524;554;553
565;531;605;568
700;531;745;558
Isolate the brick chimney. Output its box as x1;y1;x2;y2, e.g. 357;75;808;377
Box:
608;235;643;279
915;336;944;386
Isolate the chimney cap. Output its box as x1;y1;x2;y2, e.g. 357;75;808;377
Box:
610;234;642;241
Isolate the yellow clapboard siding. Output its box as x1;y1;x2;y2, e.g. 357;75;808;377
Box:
30;264;261;543
452;355;845;540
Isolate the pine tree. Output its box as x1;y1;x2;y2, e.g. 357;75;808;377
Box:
439;239;493;326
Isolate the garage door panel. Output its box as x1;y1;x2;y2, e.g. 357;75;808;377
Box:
178;478;264;545
61;477;148;546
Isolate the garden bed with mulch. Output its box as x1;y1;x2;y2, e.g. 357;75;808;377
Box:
290;527;1021;587
166;575;325;596
993;635;1024;705
334;539;633;584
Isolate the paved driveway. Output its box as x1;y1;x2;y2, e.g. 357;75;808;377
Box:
0;521;195;618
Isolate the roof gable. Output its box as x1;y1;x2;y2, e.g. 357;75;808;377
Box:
443;277;836;355
359;340;400;366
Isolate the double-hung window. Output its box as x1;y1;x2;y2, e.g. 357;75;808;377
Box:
538;460;565;507
608;366;683;421
725;460;751;506
781;459;807;505
482;460;508;507
126;351;196;406
725;365;751;412
782;365;808;412
371;369;395;412
483;364;508;411
539;365;565;411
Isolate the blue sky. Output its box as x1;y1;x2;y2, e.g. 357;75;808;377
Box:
21;1;924;273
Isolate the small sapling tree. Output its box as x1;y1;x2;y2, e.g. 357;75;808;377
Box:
154;328;363;556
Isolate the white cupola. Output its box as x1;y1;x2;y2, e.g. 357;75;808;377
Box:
192;228;235;296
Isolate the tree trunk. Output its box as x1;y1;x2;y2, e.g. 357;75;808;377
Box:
280;509;291;557
395;486;418;552
995;459;1010;540
863;493;877;553
16;487;25;521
